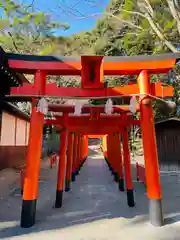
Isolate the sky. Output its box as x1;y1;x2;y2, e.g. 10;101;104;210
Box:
22;0;110;36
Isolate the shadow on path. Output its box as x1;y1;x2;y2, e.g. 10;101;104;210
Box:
0;147;180;239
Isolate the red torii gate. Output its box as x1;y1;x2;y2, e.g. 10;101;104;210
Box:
45;111;139;202
6;53;177;228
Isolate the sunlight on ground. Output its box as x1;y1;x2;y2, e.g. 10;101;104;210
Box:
90;155;104;159
0;221;19;229
1;145;180;239
7;216;180;240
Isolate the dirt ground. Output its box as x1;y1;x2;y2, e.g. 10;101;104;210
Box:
0;144;180;239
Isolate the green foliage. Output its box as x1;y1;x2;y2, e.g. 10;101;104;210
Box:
0;0;69;53
122;0;134;19
120;0;179;55
48;76;81;88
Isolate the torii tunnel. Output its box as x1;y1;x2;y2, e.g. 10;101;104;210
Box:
5;52;180;228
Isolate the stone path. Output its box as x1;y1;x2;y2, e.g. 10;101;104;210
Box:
0;145;180;239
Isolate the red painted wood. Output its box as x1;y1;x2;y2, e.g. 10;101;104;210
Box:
65;127;120;135
48;104;139;113
8;60;81;75
8;58;175;75
45;115;140;134
49;153;58;169
45;118;140;126
10;82;173;98
87;135;104;138
45;115;136;126
136;162;146;184
81;56;104;89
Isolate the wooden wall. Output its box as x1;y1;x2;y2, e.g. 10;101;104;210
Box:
0;111;30;170
155;120;180;171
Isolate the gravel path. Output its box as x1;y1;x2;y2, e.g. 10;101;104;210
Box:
0;145;180;239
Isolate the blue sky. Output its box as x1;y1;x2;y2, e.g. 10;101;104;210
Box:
23;0;110;36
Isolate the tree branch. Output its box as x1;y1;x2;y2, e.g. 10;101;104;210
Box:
58;0;178;52
27;0;35;8
7;32;19;52
174;0;180;10
144;11;178;52
166;0;180;35
114;3;178;52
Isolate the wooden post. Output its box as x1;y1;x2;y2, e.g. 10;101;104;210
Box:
55;127;67;208
107;134;118;180
21;104;44;227
65;132;74;192
106;134;113;173
102;135;111;171
85;136;89;160
102;135;107;158
76;134;81;175
138;70;163;226
78;135;83;170
116;133;124;191
80;135;88;167
71;134;78;181
21;71;46;228
122;127;135;207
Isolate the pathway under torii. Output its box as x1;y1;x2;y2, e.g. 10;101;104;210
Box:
0;144;180;239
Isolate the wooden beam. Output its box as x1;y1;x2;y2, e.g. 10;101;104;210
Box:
87;135;105;138
48;104;139;113
56;126;122;135
10;82;173;98
45;116;140;127
7;53;177;75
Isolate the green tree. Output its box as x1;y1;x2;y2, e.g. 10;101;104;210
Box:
62;0;180;54
0;0;69;54
105;0;180;54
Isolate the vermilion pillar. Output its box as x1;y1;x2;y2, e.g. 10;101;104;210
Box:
21;71;46;228
81;135;88;166
102;135;107;158
65;132;74;192
76;134;81;175
107;134;118;180
71;134;78;181
122;128;135;207
85;136;89;158
78;135;83;170
106;134;113;174
102;135;111;171
116;133;124;191
55;128;67;208
21;103;44;228
138;70;163;226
